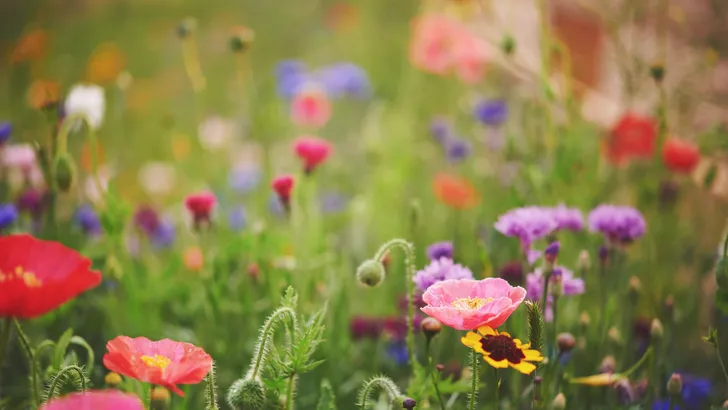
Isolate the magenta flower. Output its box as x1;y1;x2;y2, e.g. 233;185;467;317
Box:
421;278;526;330
426;241;454;261
546;204;584;231
588;205;646;244
413;257;473;292
494;206;557;264
40;391;144;410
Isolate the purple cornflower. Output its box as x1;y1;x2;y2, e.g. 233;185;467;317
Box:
314;62;371;99
546;204;584;231
677;373;711;410
445;138;471;162
386;342;409;366
74;204;102;236
228;167;261;194
0;121;11;144
652;400;679;410
413;257;474;292
228;207;247;231
474;99;508;127
319;191;348;214
426;241;453;261
494;206;558;264
150;219;176;249
430;117;452;144
275;60;308;98
133;205;160;236
526;266;584;321
588;205;646;245
0;203;18;231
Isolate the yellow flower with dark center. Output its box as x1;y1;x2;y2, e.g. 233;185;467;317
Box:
461;326;543;374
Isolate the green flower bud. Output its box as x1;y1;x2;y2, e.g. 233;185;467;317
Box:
501;34;516;55
667;373;683;397
356;259;386;287
550;393;566;410
53;153;76;192
227;378;266;410
650;63;665;83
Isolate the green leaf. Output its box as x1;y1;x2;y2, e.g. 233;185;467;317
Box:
53;329;74;370
70;336;95;372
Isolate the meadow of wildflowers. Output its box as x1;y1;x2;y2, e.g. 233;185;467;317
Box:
2;0;728;409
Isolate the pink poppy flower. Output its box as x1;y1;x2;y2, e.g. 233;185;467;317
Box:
451;30;489;84
290;85;332;128
293;136;333;174
409;14;458;76
40;390;144;410
421;278;526;331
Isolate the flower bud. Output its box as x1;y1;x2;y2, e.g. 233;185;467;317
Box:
402;397;417;409
608;327;622;345
550;393;566;410
247;262;260;281
150;386;170;410
229;26;255;53
53;153;77;193
580;311;591;328
436;364;444;372
177;18;197;39
722;399;728;408
356;259;386;287
500;35;516;55
578;250;590;272
598;246;609;266
227;378;266;410
557;333;576;353
650;62;665;83
628;276;641;299
650;318;664;341
421;317;442;339
600;355;616;373
104;372;122;388
667;373;683;397
545;241;560;264
614;379;636;405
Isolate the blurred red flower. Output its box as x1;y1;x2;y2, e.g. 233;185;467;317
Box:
662;138;700;174
291;86;332;129
0;234;101;319
103;336;213;396
293;136;333;174
433;173;478;209
40;390;143;410
604;113;657;165
11;29;48;64
272;175;295;201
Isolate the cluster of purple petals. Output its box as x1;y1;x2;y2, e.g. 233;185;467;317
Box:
413;257;474;292
16;189;47;219
525;266;585;300
547;204;584;231
319;191;348;214
588;205;646;244
133;205;176;249
473;99;508;127
427;117;471;162
275;60;371;99
74;205;102;236
494;206;557;262
228;207;247;231
0;203;18;230
0;121;11;144
426;241;453;261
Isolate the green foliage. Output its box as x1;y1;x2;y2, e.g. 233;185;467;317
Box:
43;364;89;403
526;301;545;358
356;375;403;410
316;379;336;410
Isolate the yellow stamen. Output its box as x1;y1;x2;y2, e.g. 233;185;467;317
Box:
451;297;493;310
141;354;171;370
0;267;42;287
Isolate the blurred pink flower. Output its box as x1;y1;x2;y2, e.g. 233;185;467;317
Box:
421;278;526;331
409;14;488;83
40;390;143;410
293;135;333;174
291;85;332;128
1;143;36;171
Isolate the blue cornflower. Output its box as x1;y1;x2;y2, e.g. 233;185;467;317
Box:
74;205;102;236
680;373;711;409
430;117;452;145
0;203;18;230
228;207;247;231
0;121;11;144
275;60;308;98
386;342;409;366
150;219;176;249
319;192;348;214
315;63;371;99
653;400;680;410
228;167;261;194
445;138;471;162
268;193;285;217
474;99;509;127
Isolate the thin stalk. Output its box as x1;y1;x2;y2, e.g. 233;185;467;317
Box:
286;374;296;410
540;270;553;319
426;338;446;409
669;399;675;410
0;318;13;381
551;295;559;360
14;319;39;408
468;349;480;410
494;368;500;410
715;344;728;389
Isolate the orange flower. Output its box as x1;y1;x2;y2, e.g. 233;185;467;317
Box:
182;247;204;272
11;29;48;64
86;42;126;84
27;80;60;109
81;141;105;173
433;173;478;209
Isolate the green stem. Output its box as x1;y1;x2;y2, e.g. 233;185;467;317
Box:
248;307;297;380
357;376;402;410
715;344;728;390
426;338;446;410
373;239;417;369
0;318;13;382
494;368;500;410
468;349;480;410
14;319;39;408
45;364;88;401
540;269;553;319
623;346;653;378
205;363;219;410
551;295;559;360
669;399;675;410
286;374;296;410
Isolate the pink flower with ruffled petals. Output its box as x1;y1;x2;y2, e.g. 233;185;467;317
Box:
41;390;144;410
291;85;332;128
421;278;526;331
293;136;333;174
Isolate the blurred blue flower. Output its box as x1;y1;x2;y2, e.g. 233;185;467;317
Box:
74;204;102;236
151;219;176;249
474;99;508;127
275;60;308;98
0;121;11;144
228;168;261;194
315;63;371;99
386;342;409;366
430;117;452;145
680;373;711;409
228;207;247;231
268;194;285;217
276;59;307;80
0;203;18;230
446;138;471;162
320;192;348;214
653;400;679;410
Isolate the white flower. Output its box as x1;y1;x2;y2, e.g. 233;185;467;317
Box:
65;84;106;130
198;116;236;152
138;162;176;196
1;143;36;170
84;165;114;203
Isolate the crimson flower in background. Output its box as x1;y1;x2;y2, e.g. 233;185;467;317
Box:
103;336;213;396
0;235;101;319
40;391;144;410
293;136;333;174
290;85;332;128
184;192;216;228
272;175;295;211
662;138;700;174
604;113;657;165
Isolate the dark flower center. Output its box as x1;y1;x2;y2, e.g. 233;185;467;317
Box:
480;335;525;364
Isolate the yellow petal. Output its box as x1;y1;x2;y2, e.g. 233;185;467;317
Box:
461;334;486;354
510;361;537;375
464;332;482;342
499;331;511;338
477;326;496;336
484;355;509;369
570;373;626;386
524;349;544;361
519;342;531;349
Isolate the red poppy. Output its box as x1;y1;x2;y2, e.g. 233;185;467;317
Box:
662;138;700;174
433;173;478;209
103;336;213;396
272;175;295;202
184;192;216;224
0;235;101;319
293;136;333;174
40;390;144;410
604;114;657;165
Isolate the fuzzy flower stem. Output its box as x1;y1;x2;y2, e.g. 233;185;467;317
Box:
56;112;105;206
14;319;39;407
205;362;220;410
0;318;12;382
357;375;403;410
373;239;417;368
248;306;297;380
468;349;480;410
286;373;296;410
45;364;88;401
551;295;559;359
425;338;445;409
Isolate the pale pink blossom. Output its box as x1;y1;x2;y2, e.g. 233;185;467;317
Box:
1;143;36;171
421;278;526;331
290;84;332;128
